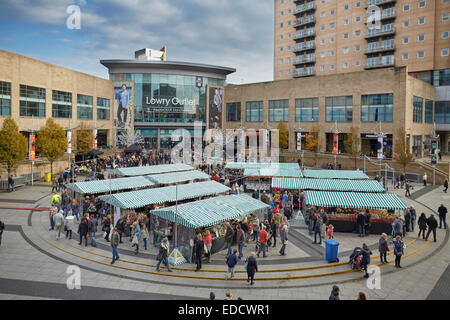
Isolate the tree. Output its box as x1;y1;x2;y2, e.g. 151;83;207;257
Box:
394;127;413;173
0;118;28;176
344;127;361;170
305;125;322;165
277;120;289;150
36;118;68;177
76;123;94;157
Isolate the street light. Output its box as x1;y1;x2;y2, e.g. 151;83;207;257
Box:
332;121;340;169
431;123;440;186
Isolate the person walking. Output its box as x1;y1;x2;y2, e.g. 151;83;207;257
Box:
131;221;141;254
307;207;315;235
236;225;245;259
156;237;172;272
404;209;412;233
142;225;148;250
53;209;65;240
246;252;258;285
78;218;88;246
378;233;389;264
360;243;372;278
71;199;79;221
425;214;438;242
116;217;125;244
102;214;111;242
194;233;204;271
423;173;427;186
418;213;428;239
393;217;403;238
252;215;260;243
88;214;97;247
225;248;239;280
269;217;278;247
0;220;5;246
110;227;120;264
357;210;366;237
241;217;249;246
313;216;323;244
203;230;212;263
280;225;288;255
8;175;15;192
225;223;234;257
410;206;417;232
64;211;75;240
257;226;268;258
443;179;448;193
329;286;340;300
393;235;405;268
405;181;411;198
438;204;447;229
51;177;58;193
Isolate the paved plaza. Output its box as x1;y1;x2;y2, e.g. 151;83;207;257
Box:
0;180;449;300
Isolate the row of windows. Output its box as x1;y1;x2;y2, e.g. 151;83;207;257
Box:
0;82;110;120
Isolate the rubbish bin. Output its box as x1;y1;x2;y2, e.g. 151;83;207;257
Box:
324;239;340;263
44;172;52;182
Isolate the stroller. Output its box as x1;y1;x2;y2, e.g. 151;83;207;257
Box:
349;247;362;270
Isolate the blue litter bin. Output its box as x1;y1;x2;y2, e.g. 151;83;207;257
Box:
324;239;340;263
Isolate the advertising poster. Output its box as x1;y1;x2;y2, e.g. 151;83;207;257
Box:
113;82;134;130
332;134;338;155
93;129;98;150
66;131;72;154
207;86;224;130
29;134;35;161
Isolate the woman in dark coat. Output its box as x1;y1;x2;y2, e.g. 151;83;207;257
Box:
246;252;258;285
418;213;427;239
360;243;372;278
102;214;111;242
77;218;88;246
378;233;389;264
194;233;204;271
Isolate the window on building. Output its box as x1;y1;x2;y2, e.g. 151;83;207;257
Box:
280;34;284;40
402;36;409;44
402;53;409;60
330;50;335;56
330;36;335;43
413;96;423;123
412;135;422;157
320;51;325;58
419;1;426;8
52;90;72;118
280;23;284;28
287;70;291;75
418;17;426;25
355;60;361;66
435;101;450;123
356;16;361;22
279;71;283;77
246;101;264;122
330;22;335;29
343;62;349;68
295;98;318;122
355;45;361;52
403;20;410;28
321;25;326;31
226;102;241;122
280;11;284;16
77;94;93;120
418;34;425;42
355;30;361;37
442;31;449;39
425;100;433;123
0;81;11;116
331;9;335;15
361;94;393;122
442;48;450;56
269;99;289;122
344;18;349;25
321;11;326;17
280;47;283;52
403;4;410;12
343;47;349;54
418;51;425;58
280;58;284;64
326;96;353;122
343;33;349;39
287;57;291;63
320;65;325;71
330;64;335;70
288;21;292;26
97;97;110;120
20;85;46;117
288;45;292;50
320;38;325;45
443;13;449;22
344;4;349;10
356;1;361;8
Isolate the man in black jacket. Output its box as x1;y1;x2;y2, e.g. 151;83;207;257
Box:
425;215;438;242
225;223;234;257
78;218;89;246
438;204;447;229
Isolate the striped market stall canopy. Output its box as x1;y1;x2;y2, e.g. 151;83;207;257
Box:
99;180;230;209
272;178;385;193
113;164;194;177
304;190;407;210
303;169;369;180
226;162;300;170
148;170;210;185
244;167;302;178
151;194;270;229
66;176;156;195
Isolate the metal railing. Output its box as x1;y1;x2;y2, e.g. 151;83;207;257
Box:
295;1;316;14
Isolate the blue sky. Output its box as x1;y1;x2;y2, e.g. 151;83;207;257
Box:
0;0;274;84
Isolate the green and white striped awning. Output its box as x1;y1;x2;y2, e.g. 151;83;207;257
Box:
113;164;194;177
303;169;369;180
151;194;270;229
148;170;210;185
244;167;302;178
66;176;156;195
226;162;300;170
99;180;230;209
272;178;385;193
304;190;407;210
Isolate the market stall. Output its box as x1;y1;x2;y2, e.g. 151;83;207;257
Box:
151;194;270;261
272;178;385;193
147;170;210;185
113;163;194;177
304;190;407;234
303;169;369;180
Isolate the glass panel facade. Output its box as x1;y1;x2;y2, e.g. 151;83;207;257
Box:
295;98;318;122
52;90;72;118
435;101;450;123
97;97;110;120
0;81;11;116
246;101;264;122
112;73;224;124
361;93;393;122
425;99;433;123
77;94;93;120
325;96;353;122
412;135;422;157
269;99;289;122
413;96;423;123
20;85;46;117
226;102;241;122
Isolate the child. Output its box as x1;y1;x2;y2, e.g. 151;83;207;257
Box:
142;225;148;250
327;224;334;239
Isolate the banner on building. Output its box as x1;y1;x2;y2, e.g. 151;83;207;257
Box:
113;82;134;130
297;132;302;151
332;134;338;155
94;129;98;150
377;136;384;159
29;134;35;161
67;131;72;154
207;86;224;130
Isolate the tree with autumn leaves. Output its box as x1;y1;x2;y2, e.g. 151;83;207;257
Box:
277;120;289;150
36;118;68;177
305;125;322;165
394;127;413;174
344;126;361;170
0;118;28;176
76;123;94;157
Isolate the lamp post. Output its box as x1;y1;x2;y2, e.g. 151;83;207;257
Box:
332;121;340;169
431;123;440;186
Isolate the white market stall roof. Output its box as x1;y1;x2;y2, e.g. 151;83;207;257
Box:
151;194;270;229
244;167;302;178
303;169;369;180
99;180;230;209
113;164;194;177
304;190;407;210
66;176;156;195
148;170;210;185
272;178;385;193
226;162;300;170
